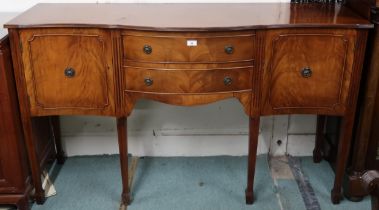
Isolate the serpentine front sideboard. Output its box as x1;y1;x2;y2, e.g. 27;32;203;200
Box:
3;3;373;208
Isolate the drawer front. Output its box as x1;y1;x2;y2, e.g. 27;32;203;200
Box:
20;29;116;116
122;31;255;63
124;67;253;93
262;29;357;114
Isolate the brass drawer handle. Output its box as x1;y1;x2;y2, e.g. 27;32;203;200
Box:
224;77;233;86
144;78;153;86
301;67;312;78
64;67;75;78
143;45;152;54
224;45;234;54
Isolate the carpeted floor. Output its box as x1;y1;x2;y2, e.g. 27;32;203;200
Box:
23;155;370;210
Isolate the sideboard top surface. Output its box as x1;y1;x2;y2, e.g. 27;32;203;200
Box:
4;3;372;31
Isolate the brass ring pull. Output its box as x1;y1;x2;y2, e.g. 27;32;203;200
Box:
301;67;312;78
143;45;152;54
144;78;153;86
64;67;75;78
224;45;234;54
224;77;233;86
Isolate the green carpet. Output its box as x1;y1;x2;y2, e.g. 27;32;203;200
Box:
301;157;370;210
28;155;369;210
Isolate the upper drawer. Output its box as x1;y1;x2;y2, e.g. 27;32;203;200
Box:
122;31;255;63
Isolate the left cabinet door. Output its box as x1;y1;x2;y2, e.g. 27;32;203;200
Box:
19;29;116;116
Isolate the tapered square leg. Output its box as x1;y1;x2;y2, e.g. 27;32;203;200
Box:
313;115;326;163
23;117;45;204
331;115;355;204
246;117;260;205
50;116;66;164
17;195;30;210
117;117;131;205
331;188;343;204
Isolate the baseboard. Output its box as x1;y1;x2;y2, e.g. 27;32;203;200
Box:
287;134;316;156
62;129;271;157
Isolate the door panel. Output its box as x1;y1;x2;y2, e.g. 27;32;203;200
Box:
20;29;116;116
261;29;357;115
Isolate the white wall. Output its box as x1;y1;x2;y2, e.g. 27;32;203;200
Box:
0;0;318;157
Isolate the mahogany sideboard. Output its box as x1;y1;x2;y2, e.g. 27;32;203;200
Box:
0;35;63;210
3;3;373;207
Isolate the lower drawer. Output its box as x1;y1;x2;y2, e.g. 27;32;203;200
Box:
123;67;253;93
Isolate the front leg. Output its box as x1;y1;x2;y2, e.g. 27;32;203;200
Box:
50;116;66;164
331;114;355;204
17;194;30;210
313;115;326;163
246;117;260;204
24;117;46;204
117;117;131;205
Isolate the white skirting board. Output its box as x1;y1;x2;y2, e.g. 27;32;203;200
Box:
62;132;316;157
60;100;318;157
60;100;262;157
63;132;265;157
287;135;316;156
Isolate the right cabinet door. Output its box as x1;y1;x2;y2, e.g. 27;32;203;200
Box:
261;29;357;115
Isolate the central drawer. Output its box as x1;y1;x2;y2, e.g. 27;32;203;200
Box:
122;31;255;63
123;67;253;93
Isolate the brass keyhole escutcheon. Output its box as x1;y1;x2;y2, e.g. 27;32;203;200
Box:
64;67;75;78
224;77;233;86
144;78;153;86
224;45;234;54
143;45;152;54
301;67;312;78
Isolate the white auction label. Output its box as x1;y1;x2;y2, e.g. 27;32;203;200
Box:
187;40;198;46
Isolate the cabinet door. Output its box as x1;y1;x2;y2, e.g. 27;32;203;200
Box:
261;29;357;115
0;36;28;194
20;29;116;116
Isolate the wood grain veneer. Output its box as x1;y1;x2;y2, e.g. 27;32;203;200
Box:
261;29;357;116
4;3;372;30
3;3;373;207
123;67;253;93
122;31;255;63
19;28;116;116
